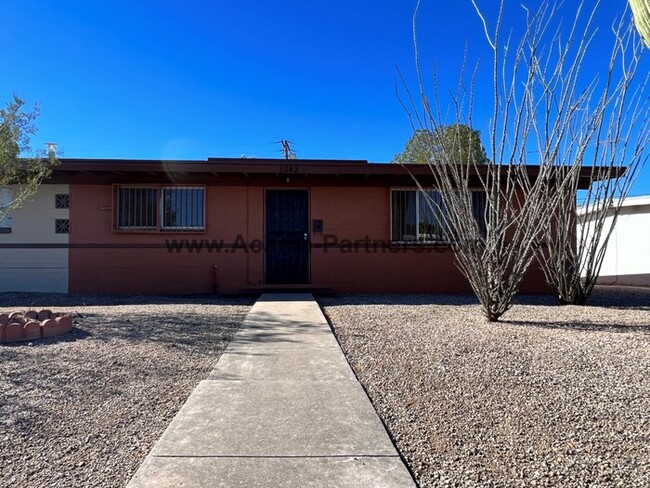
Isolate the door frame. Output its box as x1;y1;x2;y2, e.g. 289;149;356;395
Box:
263;188;311;285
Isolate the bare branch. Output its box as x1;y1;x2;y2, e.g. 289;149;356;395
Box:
401;0;647;319
470;0;496;50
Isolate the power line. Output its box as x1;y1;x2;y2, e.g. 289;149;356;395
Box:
277;139;296;159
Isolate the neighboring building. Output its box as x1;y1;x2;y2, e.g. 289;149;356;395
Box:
0;158;598;295
580;195;650;287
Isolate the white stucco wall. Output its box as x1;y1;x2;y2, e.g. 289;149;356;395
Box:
579;195;650;286
0;184;69;292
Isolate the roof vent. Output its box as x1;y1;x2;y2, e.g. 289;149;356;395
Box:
46;142;58;159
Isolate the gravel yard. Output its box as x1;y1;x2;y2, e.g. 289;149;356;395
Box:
322;286;650;487
0;294;252;488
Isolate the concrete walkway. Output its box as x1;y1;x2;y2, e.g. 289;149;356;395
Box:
128;294;416;488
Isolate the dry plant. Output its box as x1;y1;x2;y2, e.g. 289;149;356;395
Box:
399;0;643;320
537;10;650;304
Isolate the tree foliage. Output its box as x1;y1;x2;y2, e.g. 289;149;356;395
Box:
0;95;55;223
393;125;487;165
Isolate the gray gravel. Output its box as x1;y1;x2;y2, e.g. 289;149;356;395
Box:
321;287;650;487
0;294;252;488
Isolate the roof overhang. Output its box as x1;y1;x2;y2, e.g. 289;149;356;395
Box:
43;158;621;189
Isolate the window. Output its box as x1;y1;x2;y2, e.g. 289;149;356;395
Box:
391;189;487;243
471;191;488;237
116;186;205;232
0;187;12;234
161;187;205;231
117;187;158;230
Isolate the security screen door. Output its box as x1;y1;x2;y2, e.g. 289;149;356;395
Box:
265;190;309;284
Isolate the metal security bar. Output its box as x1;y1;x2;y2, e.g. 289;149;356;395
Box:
391;190;417;241
160;187;205;231
117;187;158;230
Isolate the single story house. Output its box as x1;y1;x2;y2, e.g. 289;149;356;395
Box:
579;194;650;287
0;158;597;295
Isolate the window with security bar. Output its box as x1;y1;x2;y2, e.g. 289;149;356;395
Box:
160;187;205;231
117;187;158;230
391;189;487;243
116;186;205;232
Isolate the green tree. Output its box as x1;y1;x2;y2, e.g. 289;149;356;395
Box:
392;124;488;165
0;95;55;223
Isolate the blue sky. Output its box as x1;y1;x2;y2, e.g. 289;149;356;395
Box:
2;1;648;194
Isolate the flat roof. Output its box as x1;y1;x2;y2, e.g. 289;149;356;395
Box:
578;194;650;215
45;157;617;188
618;194;650;208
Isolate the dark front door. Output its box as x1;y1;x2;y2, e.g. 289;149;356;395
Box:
265;190;309;284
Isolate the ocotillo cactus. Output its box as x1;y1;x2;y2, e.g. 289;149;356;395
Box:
630;0;650;47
